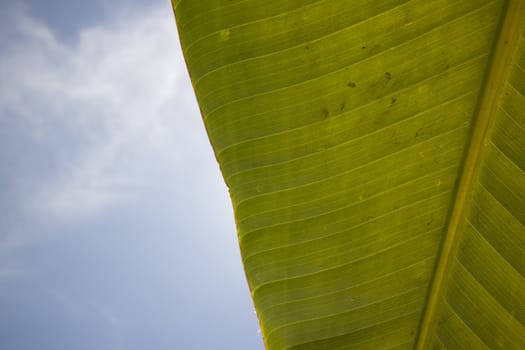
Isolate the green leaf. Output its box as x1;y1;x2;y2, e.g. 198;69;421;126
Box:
172;0;525;348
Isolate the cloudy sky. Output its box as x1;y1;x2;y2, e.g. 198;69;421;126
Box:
0;1;263;349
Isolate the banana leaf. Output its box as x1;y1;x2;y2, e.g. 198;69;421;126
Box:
171;0;525;348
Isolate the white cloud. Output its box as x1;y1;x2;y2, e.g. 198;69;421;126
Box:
0;4;209;223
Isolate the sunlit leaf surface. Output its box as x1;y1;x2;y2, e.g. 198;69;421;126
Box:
172;0;525;348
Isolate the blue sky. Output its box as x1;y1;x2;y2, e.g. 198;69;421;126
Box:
0;1;263;349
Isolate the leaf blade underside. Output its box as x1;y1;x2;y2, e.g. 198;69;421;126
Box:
172;1;525;349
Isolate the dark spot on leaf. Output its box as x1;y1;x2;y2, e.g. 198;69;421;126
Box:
415;127;424;137
340;102;346;111
385;72;392;80
305;44;310;50
321;108;329;119
361;46;367;49
390;97;397;106
426;218;434;226
347;82;356;88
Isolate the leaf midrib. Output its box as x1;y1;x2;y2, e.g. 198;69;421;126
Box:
415;1;525;348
